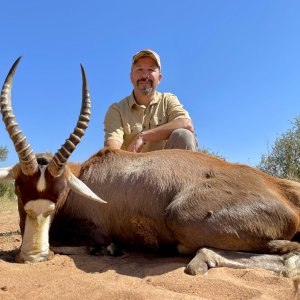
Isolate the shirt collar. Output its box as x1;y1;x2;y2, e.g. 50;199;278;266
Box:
128;91;161;109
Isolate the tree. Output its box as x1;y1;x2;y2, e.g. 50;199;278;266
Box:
0;145;8;161
257;116;300;181
0;145;15;199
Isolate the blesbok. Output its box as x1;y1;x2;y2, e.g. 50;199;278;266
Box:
0;58;300;281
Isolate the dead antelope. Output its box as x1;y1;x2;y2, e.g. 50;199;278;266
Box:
0;58;300;282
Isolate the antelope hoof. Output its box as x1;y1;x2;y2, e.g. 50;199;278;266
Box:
15;249;54;263
185;254;209;275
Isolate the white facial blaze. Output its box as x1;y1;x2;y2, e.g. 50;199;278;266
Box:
36;165;47;192
19;199;55;263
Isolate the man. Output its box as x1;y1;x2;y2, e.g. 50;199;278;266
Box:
104;49;197;153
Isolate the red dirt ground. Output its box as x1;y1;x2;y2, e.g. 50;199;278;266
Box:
0;204;299;300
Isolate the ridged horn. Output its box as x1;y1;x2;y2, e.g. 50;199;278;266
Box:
48;65;91;177
0;57;38;176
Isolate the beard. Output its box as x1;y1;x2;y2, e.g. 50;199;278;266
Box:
137;79;154;96
140;87;153;95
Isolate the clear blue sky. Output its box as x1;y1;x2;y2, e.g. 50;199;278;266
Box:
0;1;299;167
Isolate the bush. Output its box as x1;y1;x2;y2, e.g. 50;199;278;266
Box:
0;181;16;200
257;116;300;181
199;146;226;161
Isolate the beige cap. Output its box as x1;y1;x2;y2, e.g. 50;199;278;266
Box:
132;49;161;70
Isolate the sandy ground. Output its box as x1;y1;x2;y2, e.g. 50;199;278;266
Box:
0;203;299;300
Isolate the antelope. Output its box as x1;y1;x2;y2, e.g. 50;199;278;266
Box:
0;58;300;282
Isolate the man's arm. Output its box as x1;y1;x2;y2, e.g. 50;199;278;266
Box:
128;118;194;152
104;103;124;150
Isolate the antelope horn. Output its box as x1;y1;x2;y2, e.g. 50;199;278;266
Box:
48;65;91;177
0;57;38;176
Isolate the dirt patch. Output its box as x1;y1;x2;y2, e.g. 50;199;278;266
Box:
0;206;298;300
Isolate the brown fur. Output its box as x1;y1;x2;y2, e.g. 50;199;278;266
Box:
10;148;300;278
50;149;300;253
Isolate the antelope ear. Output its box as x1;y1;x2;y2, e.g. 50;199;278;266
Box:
67;173;107;204
0;166;16;181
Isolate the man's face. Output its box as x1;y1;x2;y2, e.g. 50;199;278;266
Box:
130;56;162;96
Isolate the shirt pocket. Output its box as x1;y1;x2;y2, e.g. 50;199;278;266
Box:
149;115;168;128
124;123;142;135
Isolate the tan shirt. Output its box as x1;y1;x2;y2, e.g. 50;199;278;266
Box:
104;91;191;152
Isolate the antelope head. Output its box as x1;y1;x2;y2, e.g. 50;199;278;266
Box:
0;58;106;263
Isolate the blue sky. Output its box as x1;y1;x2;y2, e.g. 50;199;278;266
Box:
0;1;299;167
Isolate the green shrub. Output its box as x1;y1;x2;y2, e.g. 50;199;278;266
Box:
257;116;300;182
199;146;226;161
0;181;16;200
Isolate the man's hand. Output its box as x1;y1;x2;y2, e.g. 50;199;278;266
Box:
127;118;194;153
128;133;144;153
